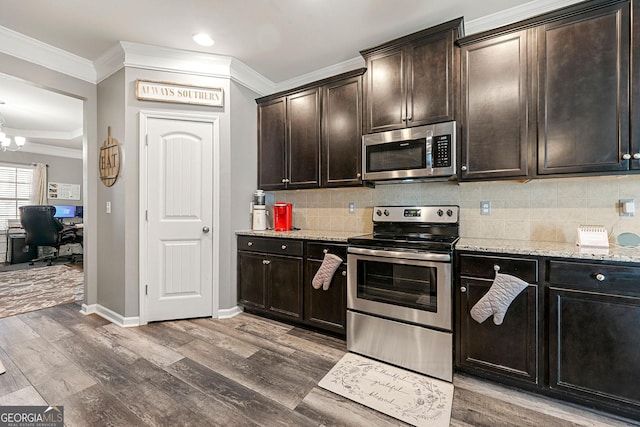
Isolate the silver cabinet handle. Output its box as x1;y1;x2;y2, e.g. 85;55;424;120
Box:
406;115;412;121
622;153;631;160
595;273;605;282
202;226;210;233
460;286;467;293
247;241;253;246
323;249;329;254
634;153;640;160
281;245;287;250
494;265;500;272
282;178;286;183
461;165;467;171
342;270;347;276
356;173;361;178
263;259;271;265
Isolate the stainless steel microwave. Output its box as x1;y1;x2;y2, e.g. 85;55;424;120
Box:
362;121;456;182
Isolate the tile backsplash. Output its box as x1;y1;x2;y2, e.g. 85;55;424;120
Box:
270;175;640;244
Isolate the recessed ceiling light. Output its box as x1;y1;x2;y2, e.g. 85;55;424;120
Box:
193;33;215;47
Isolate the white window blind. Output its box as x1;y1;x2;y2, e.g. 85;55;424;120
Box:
0;163;33;231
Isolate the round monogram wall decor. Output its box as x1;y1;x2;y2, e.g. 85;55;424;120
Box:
99;126;121;187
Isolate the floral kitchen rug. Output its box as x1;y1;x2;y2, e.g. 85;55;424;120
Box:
318;352;453;427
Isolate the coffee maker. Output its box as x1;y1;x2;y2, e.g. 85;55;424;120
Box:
273;202;292;231
252;190;267;231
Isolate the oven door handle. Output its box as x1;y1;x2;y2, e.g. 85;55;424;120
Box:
347;246;451;262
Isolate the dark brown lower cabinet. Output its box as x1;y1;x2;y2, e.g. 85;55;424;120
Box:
547;259;640;420
303;242;347;335
237;236;303;322
237;236;347;335
456;253;540;387
458;278;538;385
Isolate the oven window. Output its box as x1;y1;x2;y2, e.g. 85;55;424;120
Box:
366;138;426;172
356;259;437;312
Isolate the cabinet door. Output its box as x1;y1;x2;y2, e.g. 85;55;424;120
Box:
257;98;287;190
408;31;455;127
549;287;640;419
458;278;539;384
267;255;303;320
237;251;267;309
304;260;347;334
537;2;630;175
322;75;363;187
364;49;406;133
287;88;321;188
460;30;532;180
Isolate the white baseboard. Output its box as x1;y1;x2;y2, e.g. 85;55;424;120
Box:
80;303;140;327
217;305;243;319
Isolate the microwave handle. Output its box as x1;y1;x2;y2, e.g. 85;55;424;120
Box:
426;134;433;171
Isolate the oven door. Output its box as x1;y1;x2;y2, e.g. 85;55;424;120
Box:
347;247;452;331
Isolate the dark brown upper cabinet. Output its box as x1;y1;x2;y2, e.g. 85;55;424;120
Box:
458;29;535;180
632;0;640;168
257;69;365;190
360;18;463;134
322;73;363;187
257;88;320;190
537;1;630;175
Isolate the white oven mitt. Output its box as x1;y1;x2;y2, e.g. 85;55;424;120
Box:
312;253;343;291
470;272;529;325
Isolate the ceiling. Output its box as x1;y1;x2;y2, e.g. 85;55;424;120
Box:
0;0;572;154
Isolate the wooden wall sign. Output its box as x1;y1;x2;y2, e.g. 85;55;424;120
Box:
136;80;224;107
99;127;121;187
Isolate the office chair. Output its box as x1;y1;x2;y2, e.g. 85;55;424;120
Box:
19;205;81;266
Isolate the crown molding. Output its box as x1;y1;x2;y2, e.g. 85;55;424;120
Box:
274;56;366;93
465;0;585;35
19;141;82;159
95;42;275;95
0;25;95;83
3;127;83;141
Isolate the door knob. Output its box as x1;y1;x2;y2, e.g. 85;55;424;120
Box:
202;226;210;233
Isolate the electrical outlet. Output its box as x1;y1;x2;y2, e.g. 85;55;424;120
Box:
106;201;111;214
480;200;491;216
348;202;356;214
620;199;635;216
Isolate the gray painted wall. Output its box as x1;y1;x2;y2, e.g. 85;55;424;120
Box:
0;51;98;306
227;80;258;309
96;69;127;314
0;152;83;205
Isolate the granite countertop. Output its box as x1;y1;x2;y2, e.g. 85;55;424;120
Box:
457;238;640;264
235;229;366;243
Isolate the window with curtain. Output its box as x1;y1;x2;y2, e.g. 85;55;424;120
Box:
0;163;33;231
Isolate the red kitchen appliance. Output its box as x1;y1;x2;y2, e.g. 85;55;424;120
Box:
273;202;292;231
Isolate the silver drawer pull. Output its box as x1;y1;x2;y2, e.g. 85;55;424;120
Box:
494;265;500;272
323;249;329;254
263;259;270;265
342;270;347;276
595;273;606;282
281;245;287;250
461;286;467;293
247;241;253;246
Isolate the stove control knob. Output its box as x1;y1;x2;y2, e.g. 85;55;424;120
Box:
447;209;453;217
383;209;390;216
437;209;444;217
376;209;382;217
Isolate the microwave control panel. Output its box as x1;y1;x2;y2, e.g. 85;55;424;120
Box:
432;134;452;168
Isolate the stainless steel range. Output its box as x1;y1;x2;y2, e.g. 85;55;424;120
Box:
347;205;459;382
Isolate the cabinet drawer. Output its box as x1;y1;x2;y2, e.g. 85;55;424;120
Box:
306;241;347;262
459;254;538;283
238;236;303;257
548;260;640;293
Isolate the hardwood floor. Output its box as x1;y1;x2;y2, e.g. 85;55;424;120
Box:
0;303;636;426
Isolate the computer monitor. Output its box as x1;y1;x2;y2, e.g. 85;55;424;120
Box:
53;205;75;218
75;205;83;218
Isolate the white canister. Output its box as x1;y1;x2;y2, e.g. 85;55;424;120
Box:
252;205;267;230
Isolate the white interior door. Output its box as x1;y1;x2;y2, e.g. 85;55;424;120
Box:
145;116;214;322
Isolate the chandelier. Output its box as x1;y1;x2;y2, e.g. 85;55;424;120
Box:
0;115;26;152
